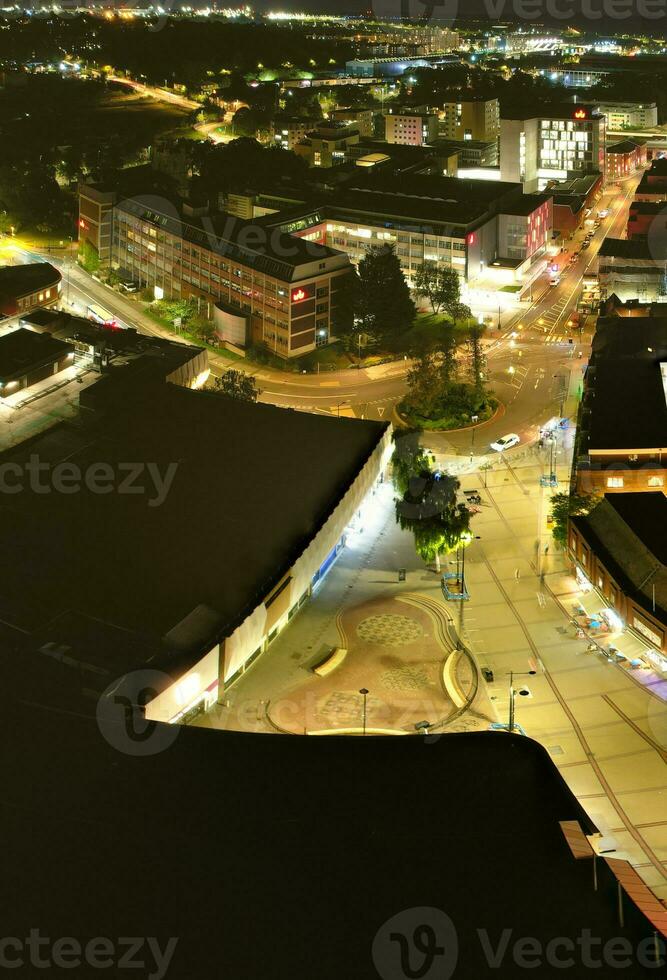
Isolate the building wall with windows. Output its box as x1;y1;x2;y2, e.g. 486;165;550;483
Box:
568;500;667;661
596;101;658;130
440;99;500;142
385;112;439;147
110;201;351;359
78;183;116;264
501;108;605;192
321;219;468;286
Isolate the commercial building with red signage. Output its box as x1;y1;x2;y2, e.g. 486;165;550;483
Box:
500;104;606;193
261;174;552;289
80;187;352;359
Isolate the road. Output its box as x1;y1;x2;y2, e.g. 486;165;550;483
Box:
2;168;642;435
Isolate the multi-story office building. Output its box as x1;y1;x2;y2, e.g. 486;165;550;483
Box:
384;111;439;147
330;107;375;138
271;117;319;152
440;98;500;142
500;105;606;192
595;101;658;130
78;186;352;360
293;122;360;167
262;175;552;289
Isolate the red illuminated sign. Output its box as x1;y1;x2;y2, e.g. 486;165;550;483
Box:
291;288;307;302
466;233;476;246
573;109;587;120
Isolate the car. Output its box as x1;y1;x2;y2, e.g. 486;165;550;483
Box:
490;433;520;452
581;239;591;250
550;276;561;287
598;209;609;219
570;252;579;263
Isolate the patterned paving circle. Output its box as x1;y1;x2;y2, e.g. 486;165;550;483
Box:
356;614;424;646
381;665;431;692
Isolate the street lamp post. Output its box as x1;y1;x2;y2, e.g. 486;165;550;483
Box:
470;414;479;462
359;688;369;735
507;670;537;733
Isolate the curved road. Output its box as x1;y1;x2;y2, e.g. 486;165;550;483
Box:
7;169;641;455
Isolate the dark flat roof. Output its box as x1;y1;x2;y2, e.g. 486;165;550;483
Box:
1;695;659;980
598;237;656;259
0;384;387;667
0;328;72;383
583;317;667;452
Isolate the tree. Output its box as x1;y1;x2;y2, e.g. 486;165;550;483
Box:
213;369;261;403
413;263;462;316
405;348;442;419
550;492;599;547
78;239;100;274
465;323;487;395
356;245;415;340
394;463;471;572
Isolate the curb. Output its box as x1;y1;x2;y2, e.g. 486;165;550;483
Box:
393;400;504;434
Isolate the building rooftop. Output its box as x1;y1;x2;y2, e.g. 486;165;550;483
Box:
1;696;659;980
572;493;667;622
501;103;603;121
0;327;72;384
0;383;388;675
582;317;667;452
598;237;657;260
606;139;642;154
0;262;61;314
116;196;347;282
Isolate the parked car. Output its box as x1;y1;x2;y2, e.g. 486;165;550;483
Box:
581;240;591;250
490;433;520;452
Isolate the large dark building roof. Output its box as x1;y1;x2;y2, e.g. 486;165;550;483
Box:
0;262;61;314
572;493;667;622
0;383;387;673
0;327;72;383
598;237;657;260
582;317;667;452
0;691;660;980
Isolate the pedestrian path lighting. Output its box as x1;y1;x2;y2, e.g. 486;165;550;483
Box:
359;688;369;735
508;670;536;733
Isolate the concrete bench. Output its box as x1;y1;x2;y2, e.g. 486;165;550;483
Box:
313;647;347;677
